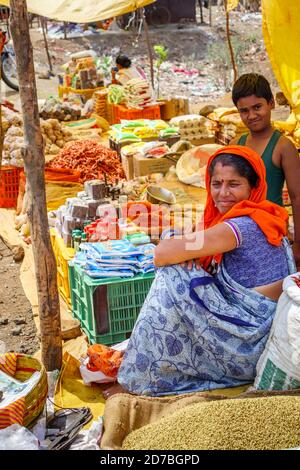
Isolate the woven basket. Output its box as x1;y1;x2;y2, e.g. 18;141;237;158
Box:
58;85;105;103
0;353;48;428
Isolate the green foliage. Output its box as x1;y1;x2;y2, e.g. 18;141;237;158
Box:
206;36;255;91
153;44;168;98
153;44;168;69
99;55;113;78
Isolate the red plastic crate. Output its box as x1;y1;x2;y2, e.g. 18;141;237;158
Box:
112;104;161;124
0;166;23;208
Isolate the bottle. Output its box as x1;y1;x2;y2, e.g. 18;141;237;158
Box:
71;229;81;248
80;233;87;247
108;217;119;240
73;234;81;252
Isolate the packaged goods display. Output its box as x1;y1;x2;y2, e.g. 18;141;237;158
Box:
207;107;247;142
110;119;179;145
123;78;153;109
169;114;214;142
74;239;155;278
93;89;109;117
60;54;105;92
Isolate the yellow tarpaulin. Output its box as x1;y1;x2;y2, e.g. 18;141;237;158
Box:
0;0;155;23
226;0;239;12
262;0;300;119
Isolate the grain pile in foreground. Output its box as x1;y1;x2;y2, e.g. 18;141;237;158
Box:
122;396;300;450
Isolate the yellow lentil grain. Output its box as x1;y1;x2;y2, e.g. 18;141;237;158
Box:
122;396;300;450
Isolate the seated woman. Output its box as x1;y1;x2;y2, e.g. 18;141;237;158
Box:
111;54;146;86
117;146;296;396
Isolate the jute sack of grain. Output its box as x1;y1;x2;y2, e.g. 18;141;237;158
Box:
254;272;300;390
100;388;300;449
122;395;300;450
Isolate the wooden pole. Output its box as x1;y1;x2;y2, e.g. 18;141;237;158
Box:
142;10;155;90
0;32;5;172
209;0;212;26
0;94;3;173
198;0;204;24
41;17;53;73
10;0;62;371
63;22;68;40
224;1;238;82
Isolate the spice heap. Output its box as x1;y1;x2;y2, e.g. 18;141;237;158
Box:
47;140;125;183
122;396;300;450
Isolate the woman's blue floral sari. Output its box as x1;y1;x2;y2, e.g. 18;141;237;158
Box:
118;239;295;396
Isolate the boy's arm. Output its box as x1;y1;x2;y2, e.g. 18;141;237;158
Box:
281;139;300;268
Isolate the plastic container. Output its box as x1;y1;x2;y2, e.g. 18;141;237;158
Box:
111;104;161;124
68;262;155;345
50;228;75;307
0;166;23;208
282;188;291;206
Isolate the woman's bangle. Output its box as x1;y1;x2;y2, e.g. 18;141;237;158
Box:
160;229;180;240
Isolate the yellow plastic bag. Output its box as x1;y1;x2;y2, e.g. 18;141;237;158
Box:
46;181;83;211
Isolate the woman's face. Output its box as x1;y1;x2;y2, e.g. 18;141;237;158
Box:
210;162;252;214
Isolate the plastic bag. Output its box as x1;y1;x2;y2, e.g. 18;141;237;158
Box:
176;147;210;188
87;344;124;377
0;424;39;450
45;168;81;182
254;273;300;390
176;144;222;187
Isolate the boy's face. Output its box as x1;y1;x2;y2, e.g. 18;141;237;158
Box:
236;94;274;133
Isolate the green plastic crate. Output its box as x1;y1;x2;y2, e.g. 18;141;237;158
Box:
68;262;155;345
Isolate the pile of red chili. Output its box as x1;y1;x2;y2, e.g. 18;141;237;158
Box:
47;140;125;183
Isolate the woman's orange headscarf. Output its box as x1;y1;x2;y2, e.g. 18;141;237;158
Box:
201;145;288;270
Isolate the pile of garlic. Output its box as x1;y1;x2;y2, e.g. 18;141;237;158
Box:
2;119;74;167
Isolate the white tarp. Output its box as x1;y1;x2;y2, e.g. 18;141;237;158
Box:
0;0;155;23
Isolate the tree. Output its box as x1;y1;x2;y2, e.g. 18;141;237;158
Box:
10;0;62;371
153;44;168;99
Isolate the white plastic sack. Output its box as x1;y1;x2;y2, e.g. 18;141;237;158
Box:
254;273;300;390
0;424;40;450
176;144;222;188
70;416;103;450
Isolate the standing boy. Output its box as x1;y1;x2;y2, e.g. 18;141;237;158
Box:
231;73;300;267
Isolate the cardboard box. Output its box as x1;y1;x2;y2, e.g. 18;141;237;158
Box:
121;154;134;180
159;98;190;121
133;154;175;177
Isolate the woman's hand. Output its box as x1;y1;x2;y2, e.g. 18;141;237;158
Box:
180;259;202;270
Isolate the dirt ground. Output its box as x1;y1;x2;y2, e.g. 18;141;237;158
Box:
3;7;289;121
0;7;290;355
0;238;40;355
